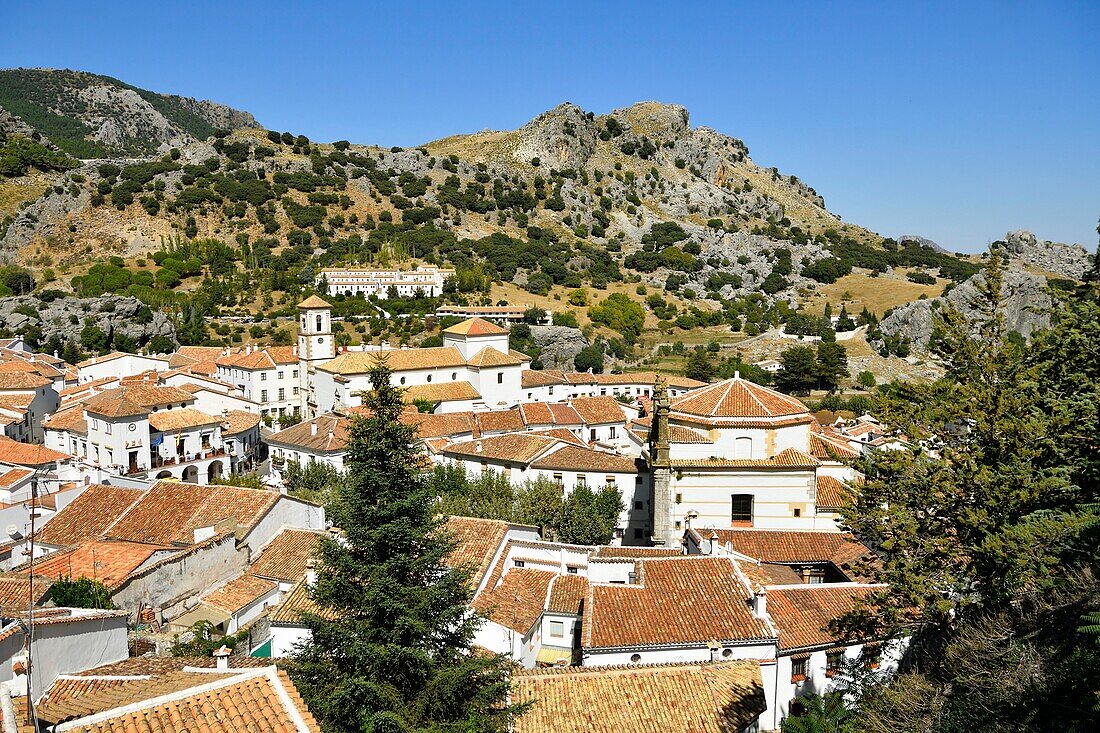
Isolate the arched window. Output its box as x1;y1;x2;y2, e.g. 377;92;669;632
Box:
735;436;753;459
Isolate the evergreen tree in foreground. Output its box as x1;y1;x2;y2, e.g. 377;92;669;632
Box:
290;363;522;733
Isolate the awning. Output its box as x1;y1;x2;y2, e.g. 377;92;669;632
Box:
535;647;572;666
167;604;230;632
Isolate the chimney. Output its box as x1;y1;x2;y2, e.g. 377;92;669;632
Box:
29;354;35;363
708;531;719;556
53;350;59;359
475;440;482;453
213;645;231;670
305;559;318;587
310;422;318;436
709;642;721;662
751;588;767;618
734;370;740;380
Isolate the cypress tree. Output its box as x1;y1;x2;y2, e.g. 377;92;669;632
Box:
290;363;522;733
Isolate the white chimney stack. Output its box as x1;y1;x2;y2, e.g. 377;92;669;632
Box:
305;559;318;587
752;588;767;618
475;440;482;453
213;645;231;670
310;422;318;436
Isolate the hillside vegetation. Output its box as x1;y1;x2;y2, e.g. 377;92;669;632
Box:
0;71;986;375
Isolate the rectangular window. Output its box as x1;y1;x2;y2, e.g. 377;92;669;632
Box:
605;476;616;488
826;651;844;677
576;474;586;487
553;473;563;486
590;428;597;441
261;390;268;402
566;566;579;574
104;422;112;434
609;426;617;439
293;369;299;378
293;387;300;396
793;507;802;518
513;560;525;568
261;372;267;381
862;645;882;670
791;656;808;682
548;620;565;637
731;494;753;526
278;388;285;401
497;373;504;384
278;371;284;380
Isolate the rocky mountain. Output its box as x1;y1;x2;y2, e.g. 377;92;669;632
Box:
1000;229;1092;280
0;68;258;158
0;293;176;351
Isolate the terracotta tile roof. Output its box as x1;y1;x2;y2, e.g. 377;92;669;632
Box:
569;396;628;425
217;346;299;370
0;466;31;487
0;574;52;608
0;370;51;389
588;547;683;560
319;347;466;375
26;540;169;590
43;404;88;433
669;424;709;443
405;411;477;439
443;516;509;589
267;414;349;453
512;661;765;733
106;481;279;546
472;567;555;634
34;484;144;547
59;377;117;398
58;667;322;733
705;529;872;575
521;370;568;388
584;557;772;649
172;346;233;365
39;671;228;726
594;371;707;390
148;407;220;432
444;433;557;464
269;578;336;624
546;574;588;615
670;377;809;420
767;585;879;650
75;656;271;676
0;437;70;465
530;445;639;473
297;294;332;309
83;384;196;418
519;402;583;427
222;410;261;436
402;380;481;403
75;352;130;368
442;317;508;336
467;410;518;434
531;427;587;447
203;573;278;613
465;346;526;367
810;430;861;460
668;448;820;470
250;529;325;583
816;475;853;509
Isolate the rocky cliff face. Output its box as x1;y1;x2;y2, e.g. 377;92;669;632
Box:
1001;230;1092;280
0;294;176;350
0;68;258;157
530;325;588;370
877;266;1053;351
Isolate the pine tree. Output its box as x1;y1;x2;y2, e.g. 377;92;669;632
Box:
290;363;522;733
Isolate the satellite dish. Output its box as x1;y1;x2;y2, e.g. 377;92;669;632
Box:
7;525;23;541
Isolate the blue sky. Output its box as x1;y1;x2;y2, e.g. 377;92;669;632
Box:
3;1;1097;252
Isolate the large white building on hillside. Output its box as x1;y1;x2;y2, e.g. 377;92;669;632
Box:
318;265;455;299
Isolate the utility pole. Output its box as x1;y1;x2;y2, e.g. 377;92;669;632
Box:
25;469;38;722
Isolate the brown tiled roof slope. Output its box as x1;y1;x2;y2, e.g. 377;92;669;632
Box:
0;574;52;608
26;541;168;590
250;529;325;583
61;668;322;733
546;574;588;615
584;557;772;649
671;377;808;419
511;660;766;733
37;671;222;726
267;414;349;452
767;584;879;651
107;481;278;546
443;516;509;589
707;528;872;581
269;579;336;624
472;568;555;634
816;475;854;509
530;445;639;473
203;573;278;613
34;484;145;546
443;317;508;336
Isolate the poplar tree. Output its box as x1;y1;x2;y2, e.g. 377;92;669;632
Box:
290;363;522;733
